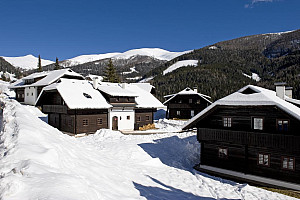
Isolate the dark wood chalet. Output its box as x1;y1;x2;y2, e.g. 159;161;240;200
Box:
36;79;111;135
164;87;211;119
183;85;300;190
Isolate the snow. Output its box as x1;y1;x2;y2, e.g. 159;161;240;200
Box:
138;76;154;83
208;46;218;50
126;76;142;80
38;79;111;109
123;67;138;75
0;83;296;199
2;55;54;70
0;72;17;81
163;60;198;75
243;72;261;82
62;48;191;67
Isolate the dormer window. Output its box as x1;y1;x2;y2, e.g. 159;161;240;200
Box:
83;93;92;99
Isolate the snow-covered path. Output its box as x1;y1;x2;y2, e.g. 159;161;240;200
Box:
0;87;297;199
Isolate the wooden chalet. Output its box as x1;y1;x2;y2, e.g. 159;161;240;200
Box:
36;79;112;135
164;87;211;119
9;69;84;105
95;80;164;131
183;84;300;190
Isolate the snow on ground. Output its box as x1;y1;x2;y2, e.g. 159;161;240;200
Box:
163;60;198;75
138;76;154;83
0;85;296;199
2;55;54;70
123;67;138;75
243;72;261;82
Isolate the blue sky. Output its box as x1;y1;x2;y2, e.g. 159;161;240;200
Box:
0;0;299;60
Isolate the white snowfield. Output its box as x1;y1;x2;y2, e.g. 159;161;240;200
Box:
0;90;296;199
2;55;54;70
163;60;198;75
243;72;261;82
62;48;191;67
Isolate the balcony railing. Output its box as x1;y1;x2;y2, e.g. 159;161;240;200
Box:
198;128;300;152
43;105;68;114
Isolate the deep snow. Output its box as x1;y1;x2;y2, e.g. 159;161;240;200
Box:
0;84;297;199
2;55;54;70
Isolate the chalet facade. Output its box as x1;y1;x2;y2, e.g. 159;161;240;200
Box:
9;69;84;105
183;85;300;190
35;79;111;135
164;87;211;119
36;78;164;134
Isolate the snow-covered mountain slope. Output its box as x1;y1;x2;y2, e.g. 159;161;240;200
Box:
0;87;295;199
163;60;198;75
2;55;54;70
62;48;191;67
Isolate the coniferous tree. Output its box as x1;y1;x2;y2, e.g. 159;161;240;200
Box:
54;57;60;70
38;55;42;72
103;59;120;83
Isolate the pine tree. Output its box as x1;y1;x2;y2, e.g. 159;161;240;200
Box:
103;59;120;83
54;57;60;70
38;55;42;72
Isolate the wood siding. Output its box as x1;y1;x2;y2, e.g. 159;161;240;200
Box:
166;94;210;119
15;88;25;102
195;105;300;184
75;114;108;134
135;109;155;130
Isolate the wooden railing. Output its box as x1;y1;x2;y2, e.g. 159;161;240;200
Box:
197;128;300;152
43;105;68;114
168;104;207;109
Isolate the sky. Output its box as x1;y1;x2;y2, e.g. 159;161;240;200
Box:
0;0;299;61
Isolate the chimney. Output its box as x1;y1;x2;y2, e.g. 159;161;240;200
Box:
193;86;198;93
122;83;126;89
274;82;286;99
93;77;99;89
285;87;293;98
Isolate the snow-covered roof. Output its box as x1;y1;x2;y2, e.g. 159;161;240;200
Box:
163;87;211;105
130;83;154;93
183;85;300;130
22;71;50;80
97;82;138;97
31;69;84;87
8;79;24;89
86;74;103;81
124;84;164;109
36;79;111;109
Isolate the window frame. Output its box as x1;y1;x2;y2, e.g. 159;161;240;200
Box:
277;119;289;131
281;156;295;171
127;116;130;120
218;147;228;159
252;117;264;130
223;117;232;128
189;99;193;104
137;116;141;122
257;153;270;167
146;115;150;121
176;110;180;116
97;118;103;125
83;119;89;126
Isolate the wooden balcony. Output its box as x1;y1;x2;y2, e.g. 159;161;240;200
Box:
197;128;300;152
43;105;68;114
168;103;207;109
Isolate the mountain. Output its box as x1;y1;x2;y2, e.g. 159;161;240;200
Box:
29;48;190;81
0;57;23;80
2;55;54;70
146;29;300;101
60;48;191;67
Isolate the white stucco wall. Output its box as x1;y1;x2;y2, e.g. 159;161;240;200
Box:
108;108;135;131
24;87;38;105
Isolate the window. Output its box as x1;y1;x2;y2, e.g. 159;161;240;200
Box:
127;97;130;102
22;94;24;98
196;99;201;104
127;116;130;120
178;100;182;103
223;117;232;127
31;92;33;96
83;119;88;126
97;118;103;125
27;93;29;96
189;99;193;104
253;118;263;130
191;110;195;117
177;111;180;116
218;148;228;159
83;93;92;99
258;153;270;166
282;157;295;170
146;115;150;121
277;120;289;131
116;97;120;102
137;116;141;122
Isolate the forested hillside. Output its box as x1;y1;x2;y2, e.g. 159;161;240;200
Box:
148;30;300;102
